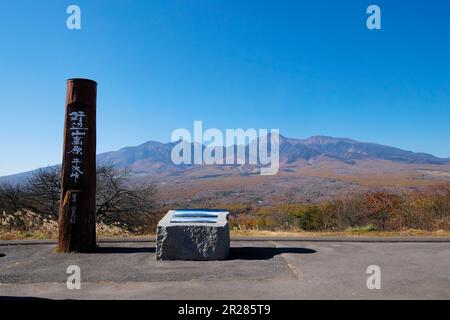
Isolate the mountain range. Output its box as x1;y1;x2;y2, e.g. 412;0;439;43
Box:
96;134;449;172
2;135;450;204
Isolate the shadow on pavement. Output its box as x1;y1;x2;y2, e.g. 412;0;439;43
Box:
229;247;316;260
0;296;51;300
0;253;5;258
84;246;315;259
95;246;156;254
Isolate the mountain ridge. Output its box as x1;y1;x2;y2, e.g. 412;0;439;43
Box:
1;135;449;184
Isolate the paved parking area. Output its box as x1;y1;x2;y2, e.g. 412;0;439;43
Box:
0;238;449;299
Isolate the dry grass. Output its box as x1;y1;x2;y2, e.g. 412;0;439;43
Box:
2;227;449;241
295;160;450;187
230;229;450;238
0;223;131;240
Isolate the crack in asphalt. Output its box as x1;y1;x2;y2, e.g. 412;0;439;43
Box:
268;240;302;280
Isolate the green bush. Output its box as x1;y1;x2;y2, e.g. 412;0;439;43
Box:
347;224;380;233
291;205;321;231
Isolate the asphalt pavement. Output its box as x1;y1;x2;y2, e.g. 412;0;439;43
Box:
0;238;449;299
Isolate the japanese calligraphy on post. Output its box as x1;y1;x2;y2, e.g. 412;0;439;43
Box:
68;110;87;184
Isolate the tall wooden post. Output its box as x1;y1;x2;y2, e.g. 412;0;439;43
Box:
58;78;97;253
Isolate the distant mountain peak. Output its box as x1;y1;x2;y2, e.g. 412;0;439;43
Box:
1;135;448;183
301;136;358;145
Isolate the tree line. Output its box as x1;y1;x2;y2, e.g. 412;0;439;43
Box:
0;166;157;233
2;166;450;234
228;186;450;232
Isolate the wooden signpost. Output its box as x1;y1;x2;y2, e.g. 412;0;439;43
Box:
58;78;97;253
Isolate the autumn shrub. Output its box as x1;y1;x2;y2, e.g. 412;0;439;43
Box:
323;195;367;230
364;191;402;231
228;185;450;232
399;186;450;230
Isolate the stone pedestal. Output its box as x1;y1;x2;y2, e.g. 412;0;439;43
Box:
156;210;230;260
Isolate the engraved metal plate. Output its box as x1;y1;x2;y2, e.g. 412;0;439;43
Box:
170;210;220;223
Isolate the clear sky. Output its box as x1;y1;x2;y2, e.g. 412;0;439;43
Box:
0;0;449;176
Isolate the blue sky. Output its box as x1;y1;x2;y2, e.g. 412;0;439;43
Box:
0;0;449;176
